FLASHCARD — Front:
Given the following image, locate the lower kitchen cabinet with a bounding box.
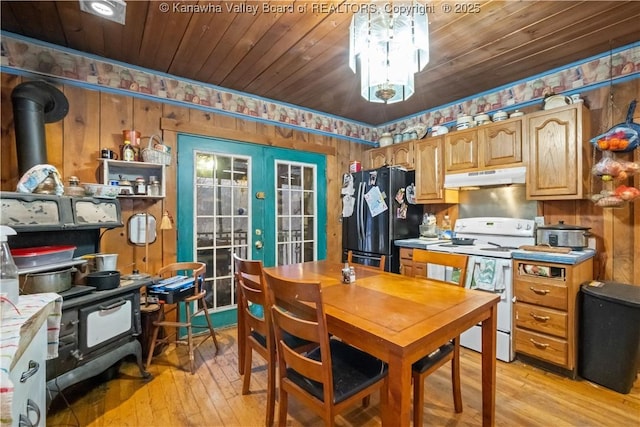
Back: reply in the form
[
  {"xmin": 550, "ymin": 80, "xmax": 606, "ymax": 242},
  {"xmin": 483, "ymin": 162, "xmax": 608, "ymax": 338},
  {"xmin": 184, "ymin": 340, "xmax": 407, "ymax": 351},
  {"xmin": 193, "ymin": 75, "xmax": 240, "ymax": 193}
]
[
  {"xmin": 9, "ymin": 320, "xmax": 47, "ymax": 426},
  {"xmin": 513, "ymin": 257, "xmax": 593, "ymax": 375},
  {"xmin": 399, "ymin": 248, "xmax": 414, "ymax": 277},
  {"xmin": 399, "ymin": 247, "xmax": 426, "ymax": 277}
]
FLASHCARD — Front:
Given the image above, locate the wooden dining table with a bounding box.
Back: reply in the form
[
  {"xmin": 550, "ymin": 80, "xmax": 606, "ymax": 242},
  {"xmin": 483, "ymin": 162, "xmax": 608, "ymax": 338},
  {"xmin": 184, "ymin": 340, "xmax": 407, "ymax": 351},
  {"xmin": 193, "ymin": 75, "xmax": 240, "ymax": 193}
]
[{"xmin": 264, "ymin": 260, "xmax": 500, "ymax": 427}]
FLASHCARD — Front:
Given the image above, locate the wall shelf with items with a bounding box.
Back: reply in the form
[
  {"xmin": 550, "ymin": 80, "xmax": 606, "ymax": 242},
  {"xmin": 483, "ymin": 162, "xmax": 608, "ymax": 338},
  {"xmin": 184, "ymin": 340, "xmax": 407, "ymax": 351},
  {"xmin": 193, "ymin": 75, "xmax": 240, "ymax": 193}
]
[{"xmin": 99, "ymin": 159, "xmax": 166, "ymax": 199}]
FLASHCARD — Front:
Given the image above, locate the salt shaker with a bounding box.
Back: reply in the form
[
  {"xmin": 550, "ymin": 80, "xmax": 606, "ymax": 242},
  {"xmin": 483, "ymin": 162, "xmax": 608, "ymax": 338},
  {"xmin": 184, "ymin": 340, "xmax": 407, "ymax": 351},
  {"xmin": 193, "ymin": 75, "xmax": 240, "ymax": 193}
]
[
  {"xmin": 342, "ymin": 263, "xmax": 351, "ymax": 284},
  {"xmin": 349, "ymin": 266, "xmax": 356, "ymax": 283}
]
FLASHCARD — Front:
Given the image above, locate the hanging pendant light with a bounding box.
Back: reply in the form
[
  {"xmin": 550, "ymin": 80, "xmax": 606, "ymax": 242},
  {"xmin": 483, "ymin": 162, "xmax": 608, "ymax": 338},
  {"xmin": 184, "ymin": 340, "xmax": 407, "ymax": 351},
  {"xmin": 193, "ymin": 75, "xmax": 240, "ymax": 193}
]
[{"xmin": 350, "ymin": 2, "xmax": 429, "ymax": 103}]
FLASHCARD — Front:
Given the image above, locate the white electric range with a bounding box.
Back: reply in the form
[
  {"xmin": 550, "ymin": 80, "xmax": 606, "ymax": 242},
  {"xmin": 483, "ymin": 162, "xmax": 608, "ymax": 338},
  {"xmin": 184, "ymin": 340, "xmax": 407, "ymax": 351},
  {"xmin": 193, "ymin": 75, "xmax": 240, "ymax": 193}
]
[{"xmin": 427, "ymin": 217, "xmax": 536, "ymax": 362}]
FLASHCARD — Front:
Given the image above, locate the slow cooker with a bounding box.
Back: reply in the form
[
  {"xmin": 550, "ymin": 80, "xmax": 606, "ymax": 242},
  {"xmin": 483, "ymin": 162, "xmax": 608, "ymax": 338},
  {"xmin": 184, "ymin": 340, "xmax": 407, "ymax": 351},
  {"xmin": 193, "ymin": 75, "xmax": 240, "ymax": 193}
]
[{"xmin": 536, "ymin": 221, "xmax": 591, "ymax": 250}]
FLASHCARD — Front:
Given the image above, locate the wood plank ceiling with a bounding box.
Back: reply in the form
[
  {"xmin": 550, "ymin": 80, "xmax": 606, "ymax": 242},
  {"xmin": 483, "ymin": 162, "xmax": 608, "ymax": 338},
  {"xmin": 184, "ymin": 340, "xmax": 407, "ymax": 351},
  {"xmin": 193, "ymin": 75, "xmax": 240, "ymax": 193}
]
[{"xmin": 2, "ymin": 1, "xmax": 640, "ymax": 125}]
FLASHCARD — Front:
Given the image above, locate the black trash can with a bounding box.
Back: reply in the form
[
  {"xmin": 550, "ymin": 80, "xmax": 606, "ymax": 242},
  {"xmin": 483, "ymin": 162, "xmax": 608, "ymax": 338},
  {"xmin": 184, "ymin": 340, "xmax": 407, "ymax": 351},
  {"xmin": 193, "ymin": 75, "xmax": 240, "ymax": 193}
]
[{"xmin": 579, "ymin": 281, "xmax": 640, "ymax": 394}]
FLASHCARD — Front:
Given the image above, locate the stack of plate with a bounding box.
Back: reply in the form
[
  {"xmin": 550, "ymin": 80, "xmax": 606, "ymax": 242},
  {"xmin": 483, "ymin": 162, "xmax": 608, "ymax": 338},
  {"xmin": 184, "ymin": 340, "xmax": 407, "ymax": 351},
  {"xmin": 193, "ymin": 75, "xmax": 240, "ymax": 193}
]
[
  {"xmin": 456, "ymin": 115, "xmax": 474, "ymax": 130},
  {"xmin": 493, "ymin": 110, "xmax": 508, "ymax": 121},
  {"xmin": 474, "ymin": 113, "xmax": 491, "ymax": 126}
]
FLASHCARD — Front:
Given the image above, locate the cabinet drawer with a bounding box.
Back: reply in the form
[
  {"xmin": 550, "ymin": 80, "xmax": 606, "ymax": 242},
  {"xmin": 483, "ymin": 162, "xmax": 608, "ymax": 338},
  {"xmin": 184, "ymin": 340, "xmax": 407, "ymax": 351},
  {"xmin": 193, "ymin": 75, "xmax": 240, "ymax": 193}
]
[
  {"xmin": 515, "ymin": 327, "xmax": 568, "ymax": 367},
  {"xmin": 399, "ymin": 248, "xmax": 413, "ymax": 260},
  {"xmin": 514, "ymin": 279, "xmax": 567, "ymax": 310},
  {"xmin": 414, "ymin": 264, "xmax": 426, "ymax": 278},
  {"xmin": 514, "ymin": 301, "xmax": 568, "ymax": 338}
]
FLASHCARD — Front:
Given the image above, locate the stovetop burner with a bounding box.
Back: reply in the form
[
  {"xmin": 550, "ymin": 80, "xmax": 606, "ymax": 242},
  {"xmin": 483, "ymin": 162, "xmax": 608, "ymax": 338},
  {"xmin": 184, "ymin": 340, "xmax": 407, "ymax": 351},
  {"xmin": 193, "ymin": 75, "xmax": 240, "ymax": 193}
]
[
  {"xmin": 480, "ymin": 247, "xmax": 514, "ymax": 252},
  {"xmin": 58, "ymin": 285, "xmax": 94, "ymax": 299}
]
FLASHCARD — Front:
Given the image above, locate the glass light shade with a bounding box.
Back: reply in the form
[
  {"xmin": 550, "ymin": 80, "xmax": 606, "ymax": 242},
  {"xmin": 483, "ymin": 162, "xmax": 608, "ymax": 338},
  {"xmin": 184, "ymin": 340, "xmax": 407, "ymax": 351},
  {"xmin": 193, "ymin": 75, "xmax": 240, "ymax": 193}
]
[{"xmin": 350, "ymin": 3, "xmax": 429, "ymax": 103}]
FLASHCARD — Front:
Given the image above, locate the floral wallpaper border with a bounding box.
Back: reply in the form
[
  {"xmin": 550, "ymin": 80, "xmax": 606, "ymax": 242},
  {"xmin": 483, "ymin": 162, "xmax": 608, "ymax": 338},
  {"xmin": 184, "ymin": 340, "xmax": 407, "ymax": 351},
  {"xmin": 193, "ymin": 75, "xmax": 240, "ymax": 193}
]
[
  {"xmin": 384, "ymin": 43, "xmax": 640, "ymax": 137},
  {"xmin": 1, "ymin": 32, "xmax": 638, "ymax": 145}
]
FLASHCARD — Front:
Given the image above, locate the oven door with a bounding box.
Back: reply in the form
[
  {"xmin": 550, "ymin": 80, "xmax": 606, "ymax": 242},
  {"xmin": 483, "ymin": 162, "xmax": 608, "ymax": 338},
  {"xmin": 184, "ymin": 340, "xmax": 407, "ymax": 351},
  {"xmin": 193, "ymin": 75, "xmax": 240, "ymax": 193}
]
[
  {"xmin": 78, "ymin": 292, "xmax": 138, "ymax": 354},
  {"xmin": 465, "ymin": 255, "xmax": 513, "ymax": 332}
]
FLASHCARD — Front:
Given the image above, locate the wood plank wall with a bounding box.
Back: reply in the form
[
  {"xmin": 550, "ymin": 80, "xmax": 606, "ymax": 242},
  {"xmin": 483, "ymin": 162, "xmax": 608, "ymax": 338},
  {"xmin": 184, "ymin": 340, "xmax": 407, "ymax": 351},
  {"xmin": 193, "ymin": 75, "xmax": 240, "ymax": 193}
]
[
  {"xmin": 1, "ymin": 73, "xmax": 638, "ymax": 284},
  {"xmin": 0, "ymin": 73, "xmax": 365, "ymax": 275}
]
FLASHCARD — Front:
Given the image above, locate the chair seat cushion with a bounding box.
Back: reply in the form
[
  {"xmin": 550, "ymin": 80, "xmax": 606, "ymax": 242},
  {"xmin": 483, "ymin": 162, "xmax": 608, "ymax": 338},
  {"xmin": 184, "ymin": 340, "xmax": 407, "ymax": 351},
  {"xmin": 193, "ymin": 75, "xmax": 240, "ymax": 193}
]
[
  {"xmin": 286, "ymin": 339, "xmax": 388, "ymax": 404},
  {"xmin": 412, "ymin": 342, "xmax": 455, "ymax": 374}
]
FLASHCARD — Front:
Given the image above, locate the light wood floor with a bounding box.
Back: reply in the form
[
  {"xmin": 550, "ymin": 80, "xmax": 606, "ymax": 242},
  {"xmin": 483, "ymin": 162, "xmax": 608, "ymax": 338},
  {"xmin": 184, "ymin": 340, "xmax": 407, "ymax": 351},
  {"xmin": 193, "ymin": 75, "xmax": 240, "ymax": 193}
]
[{"xmin": 47, "ymin": 326, "xmax": 640, "ymax": 426}]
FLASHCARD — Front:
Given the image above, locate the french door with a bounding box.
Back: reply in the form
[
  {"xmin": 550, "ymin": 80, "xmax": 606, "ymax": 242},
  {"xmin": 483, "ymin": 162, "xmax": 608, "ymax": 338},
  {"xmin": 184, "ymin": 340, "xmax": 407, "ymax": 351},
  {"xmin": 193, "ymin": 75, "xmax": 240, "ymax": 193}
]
[{"xmin": 177, "ymin": 134, "xmax": 326, "ymax": 326}]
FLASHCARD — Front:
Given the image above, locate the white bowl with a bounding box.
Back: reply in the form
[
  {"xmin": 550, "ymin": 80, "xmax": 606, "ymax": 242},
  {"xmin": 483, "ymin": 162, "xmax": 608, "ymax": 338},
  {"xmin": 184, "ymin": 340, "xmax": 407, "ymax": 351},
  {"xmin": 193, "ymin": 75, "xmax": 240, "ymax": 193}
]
[
  {"xmin": 431, "ymin": 125, "xmax": 449, "ymax": 136},
  {"xmin": 456, "ymin": 115, "xmax": 473, "ymax": 124}
]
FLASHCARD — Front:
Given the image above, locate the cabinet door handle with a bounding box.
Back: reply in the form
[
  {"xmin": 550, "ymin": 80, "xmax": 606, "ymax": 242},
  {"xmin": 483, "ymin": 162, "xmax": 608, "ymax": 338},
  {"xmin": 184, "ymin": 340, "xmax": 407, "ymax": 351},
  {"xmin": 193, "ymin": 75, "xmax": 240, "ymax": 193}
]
[
  {"xmin": 529, "ymin": 286, "xmax": 550, "ymax": 295},
  {"xmin": 19, "ymin": 399, "xmax": 41, "ymax": 427},
  {"xmin": 20, "ymin": 360, "xmax": 39, "ymax": 383},
  {"xmin": 530, "ymin": 312, "xmax": 550, "ymax": 322},
  {"xmin": 530, "ymin": 338, "xmax": 549, "ymax": 349}
]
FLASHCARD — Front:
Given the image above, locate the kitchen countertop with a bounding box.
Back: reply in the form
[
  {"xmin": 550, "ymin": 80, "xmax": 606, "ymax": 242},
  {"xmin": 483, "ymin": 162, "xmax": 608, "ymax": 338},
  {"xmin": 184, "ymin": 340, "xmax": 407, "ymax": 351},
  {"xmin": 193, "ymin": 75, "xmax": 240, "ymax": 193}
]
[
  {"xmin": 396, "ymin": 238, "xmax": 596, "ymax": 265},
  {"xmin": 511, "ymin": 248, "xmax": 596, "ymax": 265},
  {"xmin": 394, "ymin": 238, "xmax": 448, "ymax": 249}
]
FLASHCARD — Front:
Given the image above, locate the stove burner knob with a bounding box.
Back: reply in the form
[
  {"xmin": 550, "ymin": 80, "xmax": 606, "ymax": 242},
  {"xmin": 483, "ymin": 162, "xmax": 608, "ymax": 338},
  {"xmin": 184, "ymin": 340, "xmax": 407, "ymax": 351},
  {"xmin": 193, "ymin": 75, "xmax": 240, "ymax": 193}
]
[{"xmin": 516, "ymin": 223, "xmax": 523, "ymax": 229}]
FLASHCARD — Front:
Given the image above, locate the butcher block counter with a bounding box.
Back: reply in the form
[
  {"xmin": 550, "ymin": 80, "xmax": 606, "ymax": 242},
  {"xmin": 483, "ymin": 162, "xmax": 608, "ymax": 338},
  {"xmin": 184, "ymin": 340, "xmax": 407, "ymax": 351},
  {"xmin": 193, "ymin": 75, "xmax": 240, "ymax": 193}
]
[{"xmin": 1, "ymin": 293, "xmax": 62, "ymax": 426}]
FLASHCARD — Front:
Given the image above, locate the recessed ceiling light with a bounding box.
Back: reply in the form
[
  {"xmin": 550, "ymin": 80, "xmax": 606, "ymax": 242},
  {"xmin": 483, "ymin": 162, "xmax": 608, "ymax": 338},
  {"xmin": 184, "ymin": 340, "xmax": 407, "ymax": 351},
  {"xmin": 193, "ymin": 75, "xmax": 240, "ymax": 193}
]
[{"xmin": 79, "ymin": 0, "xmax": 126, "ymax": 25}]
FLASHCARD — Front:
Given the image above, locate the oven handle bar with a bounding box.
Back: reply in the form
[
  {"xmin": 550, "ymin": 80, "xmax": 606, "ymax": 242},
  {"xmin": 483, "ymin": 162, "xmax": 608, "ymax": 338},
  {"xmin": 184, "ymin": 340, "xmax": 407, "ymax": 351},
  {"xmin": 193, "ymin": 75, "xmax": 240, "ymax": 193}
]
[{"xmin": 98, "ymin": 299, "xmax": 127, "ymax": 311}]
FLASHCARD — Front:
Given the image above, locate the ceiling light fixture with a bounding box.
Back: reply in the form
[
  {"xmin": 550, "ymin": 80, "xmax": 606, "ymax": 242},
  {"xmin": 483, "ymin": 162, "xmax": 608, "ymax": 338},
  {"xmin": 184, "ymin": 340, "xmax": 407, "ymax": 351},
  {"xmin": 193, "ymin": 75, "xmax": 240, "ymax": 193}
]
[
  {"xmin": 349, "ymin": 2, "xmax": 429, "ymax": 104},
  {"xmin": 79, "ymin": 0, "xmax": 127, "ymax": 25}
]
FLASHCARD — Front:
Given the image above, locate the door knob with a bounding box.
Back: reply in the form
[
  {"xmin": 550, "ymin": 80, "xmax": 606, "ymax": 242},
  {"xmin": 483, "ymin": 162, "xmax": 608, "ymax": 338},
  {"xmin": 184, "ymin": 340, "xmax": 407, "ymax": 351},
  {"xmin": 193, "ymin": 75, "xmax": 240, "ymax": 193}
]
[{"xmin": 255, "ymin": 241, "xmax": 263, "ymax": 249}]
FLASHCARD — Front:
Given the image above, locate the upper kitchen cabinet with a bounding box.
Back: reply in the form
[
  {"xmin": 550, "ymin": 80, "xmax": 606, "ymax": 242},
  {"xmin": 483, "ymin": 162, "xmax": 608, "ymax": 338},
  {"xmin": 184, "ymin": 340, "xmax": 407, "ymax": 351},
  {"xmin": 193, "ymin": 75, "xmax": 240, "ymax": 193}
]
[
  {"xmin": 414, "ymin": 137, "xmax": 458, "ymax": 204},
  {"xmin": 526, "ymin": 103, "xmax": 591, "ymax": 200},
  {"xmin": 444, "ymin": 118, "xmax": 524, "ymax": 173},
  {"xmin": 444, "ymin": 128, "xmax": 478, "ymax": 172},
  {"xmin": 366, "ymin": 142, "xmax": 414, "ymax": 170},
  {"xmin": 482, "ymin": 120, "xmax": 524, "ymax": 167}
]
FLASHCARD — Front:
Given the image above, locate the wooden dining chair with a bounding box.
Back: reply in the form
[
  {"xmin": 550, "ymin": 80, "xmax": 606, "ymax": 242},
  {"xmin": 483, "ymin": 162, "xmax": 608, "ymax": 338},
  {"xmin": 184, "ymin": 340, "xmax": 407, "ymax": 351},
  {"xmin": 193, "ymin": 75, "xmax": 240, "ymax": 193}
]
[
  {"xmin": 410, "ymin": 249, "xmax": 469, "ymax": 426},
  {"xmin": 263, "ymin": 270, "xmax": 388, "ymax": 427},
  {"xmin": 233, "ymin": 254, "xmax": 315, "ymax": 427},
  {"xmin": 346, "ymin": 250, "xmax": 386, "ymax": 271},
  {"xmin": 146, "ymin": 262, "xmax": 219, "ymax": 374}
]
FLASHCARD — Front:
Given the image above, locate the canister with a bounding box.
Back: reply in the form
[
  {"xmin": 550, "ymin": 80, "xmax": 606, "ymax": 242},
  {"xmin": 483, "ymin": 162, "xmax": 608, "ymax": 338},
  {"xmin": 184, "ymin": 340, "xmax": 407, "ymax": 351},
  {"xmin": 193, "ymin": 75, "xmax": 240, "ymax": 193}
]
[
  {"xmin": 134, "ymin": 177, "xmax": 147, "ymax": 195},
  {"xmin": 148, "ymin": 180, "xmax": 161, "ymax": 196}
]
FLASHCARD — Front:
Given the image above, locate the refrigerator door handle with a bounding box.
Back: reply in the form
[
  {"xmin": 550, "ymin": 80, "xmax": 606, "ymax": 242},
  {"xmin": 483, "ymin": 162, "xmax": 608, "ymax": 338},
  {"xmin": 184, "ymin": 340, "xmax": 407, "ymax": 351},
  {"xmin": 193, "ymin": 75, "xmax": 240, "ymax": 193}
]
[{"xmin": 358, "ymin": 181, "xmax": 365, "ymax": 243}]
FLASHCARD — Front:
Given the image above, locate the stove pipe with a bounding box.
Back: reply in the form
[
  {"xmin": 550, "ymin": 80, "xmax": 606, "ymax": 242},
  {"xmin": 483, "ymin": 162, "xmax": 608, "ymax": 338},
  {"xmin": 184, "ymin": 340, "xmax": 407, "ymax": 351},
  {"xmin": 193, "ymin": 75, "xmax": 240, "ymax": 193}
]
[{"xmin": 11, "ymin": 81, "xmax": 69, "ymax": 175}]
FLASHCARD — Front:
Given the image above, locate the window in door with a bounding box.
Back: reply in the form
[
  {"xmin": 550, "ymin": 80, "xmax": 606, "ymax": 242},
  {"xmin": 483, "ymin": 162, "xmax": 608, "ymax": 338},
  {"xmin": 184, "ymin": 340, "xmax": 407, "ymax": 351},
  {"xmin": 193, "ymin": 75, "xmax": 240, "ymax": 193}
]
[{"xmin": 177, "ymin": 134, "xmax": 326, "ymax": 325}]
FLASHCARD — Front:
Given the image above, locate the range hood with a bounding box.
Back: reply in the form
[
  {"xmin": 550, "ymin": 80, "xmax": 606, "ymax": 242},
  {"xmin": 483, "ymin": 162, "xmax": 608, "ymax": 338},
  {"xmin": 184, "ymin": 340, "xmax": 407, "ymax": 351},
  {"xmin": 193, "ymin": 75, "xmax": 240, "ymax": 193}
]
[{"xmin": 444, "ymin": 166, "xmax": 526, "ymax": 189}]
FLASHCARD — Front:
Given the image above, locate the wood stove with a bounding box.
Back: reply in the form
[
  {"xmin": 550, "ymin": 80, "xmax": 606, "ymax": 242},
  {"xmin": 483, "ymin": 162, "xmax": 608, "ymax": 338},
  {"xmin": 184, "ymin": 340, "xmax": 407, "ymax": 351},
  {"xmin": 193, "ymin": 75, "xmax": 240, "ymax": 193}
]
[{"xmin": 0, "ymin": 191, "xmax": 152, "ymax": 406}]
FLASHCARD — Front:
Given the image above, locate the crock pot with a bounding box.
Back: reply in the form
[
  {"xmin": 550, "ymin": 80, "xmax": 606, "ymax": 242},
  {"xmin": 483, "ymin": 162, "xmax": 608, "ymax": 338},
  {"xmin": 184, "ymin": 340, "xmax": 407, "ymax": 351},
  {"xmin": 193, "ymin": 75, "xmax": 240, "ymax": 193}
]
[{"xmin": 536, "ymin": 221, "xmax": 591, "ymax": 250}]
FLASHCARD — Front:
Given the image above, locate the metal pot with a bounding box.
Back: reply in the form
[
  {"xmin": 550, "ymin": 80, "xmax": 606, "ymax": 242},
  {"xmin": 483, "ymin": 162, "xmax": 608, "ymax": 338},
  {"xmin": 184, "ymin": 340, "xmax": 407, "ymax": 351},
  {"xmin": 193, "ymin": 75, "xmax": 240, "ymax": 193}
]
[
  {"xmin": 536, "ymin": 221, "xmax": 591, "ymax": 250},
  {"xmin": 21, "ymin": 267, "xmax": 74, "ymax": 294}
]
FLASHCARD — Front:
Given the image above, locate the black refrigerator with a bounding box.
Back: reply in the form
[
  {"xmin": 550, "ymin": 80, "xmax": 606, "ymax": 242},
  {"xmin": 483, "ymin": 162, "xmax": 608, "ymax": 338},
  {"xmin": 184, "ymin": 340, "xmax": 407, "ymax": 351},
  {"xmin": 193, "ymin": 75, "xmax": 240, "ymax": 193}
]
[{"xmin": 342, "ymin": 166, "xmax": 422, "ymax": 273}]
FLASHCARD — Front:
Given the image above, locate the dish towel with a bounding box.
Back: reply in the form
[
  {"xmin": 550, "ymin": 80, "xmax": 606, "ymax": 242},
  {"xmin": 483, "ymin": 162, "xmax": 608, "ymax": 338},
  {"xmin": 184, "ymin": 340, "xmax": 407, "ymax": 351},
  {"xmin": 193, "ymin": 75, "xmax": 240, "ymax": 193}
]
[
  {"xmin": 0, "ymin": 293, "xmax": 62, "ymax": 426},
  {"xmin": 470, "ymin": 257, "xmax": 498, "ymax": 291}
]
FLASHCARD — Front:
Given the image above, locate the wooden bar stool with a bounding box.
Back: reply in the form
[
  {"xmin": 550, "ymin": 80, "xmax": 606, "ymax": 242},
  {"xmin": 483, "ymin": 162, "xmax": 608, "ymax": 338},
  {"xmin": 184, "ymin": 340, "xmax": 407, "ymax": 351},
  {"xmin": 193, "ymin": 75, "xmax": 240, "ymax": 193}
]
[{"xmin": 146, "ymin": 262, "xmax": 219, "ymax": 374}]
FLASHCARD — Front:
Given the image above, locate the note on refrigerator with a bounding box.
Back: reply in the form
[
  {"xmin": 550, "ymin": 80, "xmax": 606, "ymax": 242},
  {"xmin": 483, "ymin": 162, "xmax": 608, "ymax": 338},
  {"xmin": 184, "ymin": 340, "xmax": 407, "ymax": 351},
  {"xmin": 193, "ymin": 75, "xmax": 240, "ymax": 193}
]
[{"xmin": 364, "ymin": 186, "xmax": 388, "ymax": 217}]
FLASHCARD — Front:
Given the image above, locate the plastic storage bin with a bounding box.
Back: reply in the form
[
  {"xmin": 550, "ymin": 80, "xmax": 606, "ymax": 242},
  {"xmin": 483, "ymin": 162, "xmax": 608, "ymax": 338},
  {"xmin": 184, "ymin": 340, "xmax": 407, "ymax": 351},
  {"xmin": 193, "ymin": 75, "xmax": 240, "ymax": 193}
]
[
  {"xmin": 11, "ymin": 245, "xmax": 76, "ymax": 268},
  {"xmin": 579, "ymin": 281, "xmax": 640, "ymax": 394}
]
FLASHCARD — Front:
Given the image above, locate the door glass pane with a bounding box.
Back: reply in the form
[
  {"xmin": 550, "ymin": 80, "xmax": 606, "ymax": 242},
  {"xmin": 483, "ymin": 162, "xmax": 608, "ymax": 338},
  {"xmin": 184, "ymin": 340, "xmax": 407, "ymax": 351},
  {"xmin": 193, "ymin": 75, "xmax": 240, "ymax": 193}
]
[
  {"xmin": 275, "ymin": 161, "xmax": 317, "ymax": 265},
  {"xmin": 195, "ymin": 151, "xmax": 250, "ymax": 311}
]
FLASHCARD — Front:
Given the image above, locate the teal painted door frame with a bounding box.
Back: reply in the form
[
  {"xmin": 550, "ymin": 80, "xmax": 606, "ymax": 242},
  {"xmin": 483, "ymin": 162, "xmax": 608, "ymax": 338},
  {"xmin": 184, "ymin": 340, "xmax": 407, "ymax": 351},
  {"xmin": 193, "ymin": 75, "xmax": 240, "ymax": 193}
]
[{"xmin": 177, "ymin": 134, "xmax": 327, "ymax": 328}]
